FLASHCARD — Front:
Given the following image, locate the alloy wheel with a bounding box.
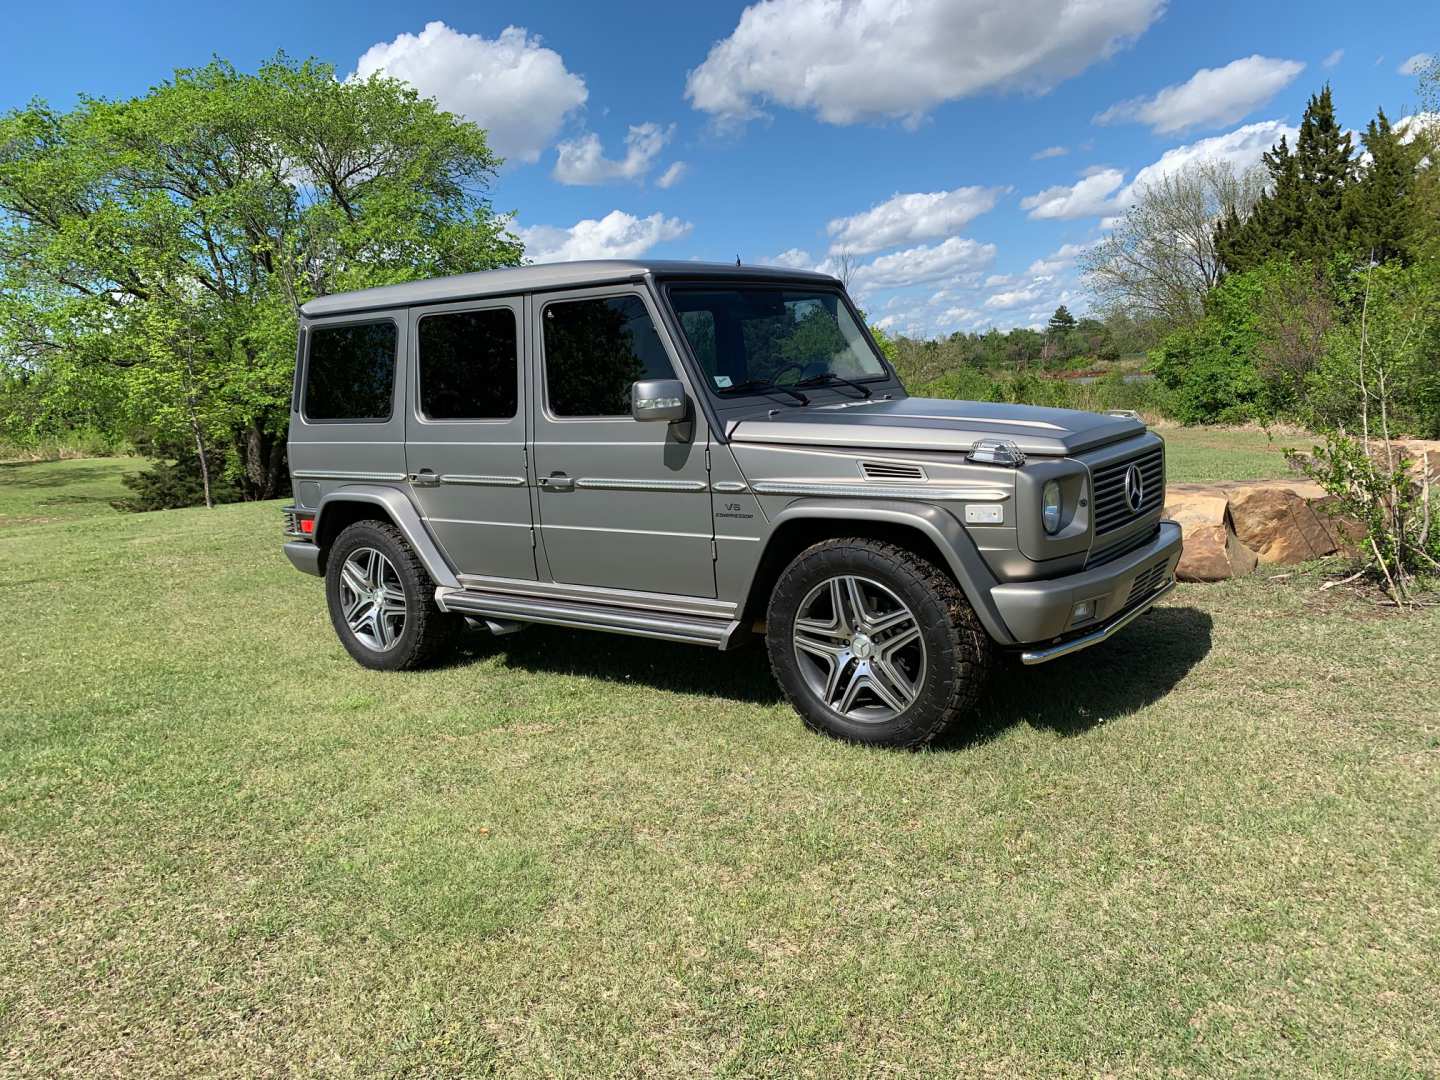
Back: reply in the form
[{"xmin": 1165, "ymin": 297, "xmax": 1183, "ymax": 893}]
[
  {"xmin": 792, "ymin": 574, "xmax": 926, "ymax": 723},
  {"xmin": 339, "ymin": 546, "xmax": 407, "ymax": 651}
]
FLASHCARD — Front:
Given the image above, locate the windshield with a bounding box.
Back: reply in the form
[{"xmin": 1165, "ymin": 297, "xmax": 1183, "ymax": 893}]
[{"xmin": 667, "ymin": 286, "xmax": 887, "ymax": 395}]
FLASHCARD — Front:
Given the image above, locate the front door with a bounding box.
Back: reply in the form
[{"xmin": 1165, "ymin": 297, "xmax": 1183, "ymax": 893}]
[
  {"xmin": 404, "ymin": 297, "xmax": 536, "ymax": 581},
  {"xmin": 530, "ymin": 286, "xmax": 715, "ymax": 598}
]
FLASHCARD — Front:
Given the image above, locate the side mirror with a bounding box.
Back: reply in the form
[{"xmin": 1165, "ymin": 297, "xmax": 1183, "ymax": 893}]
[{"xmin": 631, "ymin": 379, "xmax": 689, "ymax": 423}]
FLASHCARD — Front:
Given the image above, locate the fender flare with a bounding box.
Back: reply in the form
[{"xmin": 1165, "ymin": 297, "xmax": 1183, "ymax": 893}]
[
  {"xmin": 749, "ymin": 498, "xmax": 1015, "ymax": 645},
  {"xmin": 315, "ymin": 485, "xmax": 460, "ymax": 589}
]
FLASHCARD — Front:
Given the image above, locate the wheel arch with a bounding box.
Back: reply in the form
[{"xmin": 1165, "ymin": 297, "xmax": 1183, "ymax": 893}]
[
  {"xmin": 313, "ymin": 485, "xmax": 460, "ymax": 588},
  {"xmin": 739, "ymin": 500, "xmax": 1014, "ymax": 645}
]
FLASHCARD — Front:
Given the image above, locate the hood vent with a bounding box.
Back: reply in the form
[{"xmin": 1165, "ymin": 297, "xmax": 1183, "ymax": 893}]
[{"xmin": 860, "ymin": 460, "xmax": 927, "ymax": 483}]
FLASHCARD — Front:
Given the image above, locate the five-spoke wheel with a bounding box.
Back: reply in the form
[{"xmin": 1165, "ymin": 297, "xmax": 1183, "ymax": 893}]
[
  {"xmin": 767, "ymin": 538, "xmax": 992, "ymax": 747},
  {"xmin": 338, "ymin": 546, "xmax": 408, "ymax": 651},
  {"xmin": 792, "ymin": 574, "xmax": 926, "ymax": 722}
]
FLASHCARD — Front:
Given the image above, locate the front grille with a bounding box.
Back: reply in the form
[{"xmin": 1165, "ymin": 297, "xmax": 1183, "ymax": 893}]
[
  {"xmin": 1089, "ymin": 524, "xmax": 1159, "ymax": 567},
  {"xmin": 1125, "ymin": 560, "xmax": 1171, "ymax": 607},
  {"xmin": 1091, "ymin": 447, "xmax": 1164, "ymax": 536}
]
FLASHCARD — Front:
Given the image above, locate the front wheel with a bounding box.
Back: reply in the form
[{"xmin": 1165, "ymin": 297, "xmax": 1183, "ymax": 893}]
[
  {"xmin": 766, "ymin": 539, "xmax": 993, "ymax": 747},
  {"xmin": 325, "ymin": 520, "xmax": 454, "ymax": 671}
]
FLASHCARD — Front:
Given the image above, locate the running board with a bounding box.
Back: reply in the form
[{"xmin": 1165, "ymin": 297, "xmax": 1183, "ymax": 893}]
[{"xmin": 435, "ymin": 587, "xmax": 742, "ymax": 649}]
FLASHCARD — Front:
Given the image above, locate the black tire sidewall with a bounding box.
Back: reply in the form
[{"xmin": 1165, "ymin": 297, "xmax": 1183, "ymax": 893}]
[
  {"xmin": 767, "ymin": 541, "xmax": 974, "ymax": 747},
  {"xmin": 325, "ymin": 522, "xmax": 434, "ymax": 671}
]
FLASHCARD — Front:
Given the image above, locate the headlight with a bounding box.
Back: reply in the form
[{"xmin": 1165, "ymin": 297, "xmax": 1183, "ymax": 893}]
[{"xmin": 1042, "ymin": 479, "xmax": 1062, "ymax": 534}]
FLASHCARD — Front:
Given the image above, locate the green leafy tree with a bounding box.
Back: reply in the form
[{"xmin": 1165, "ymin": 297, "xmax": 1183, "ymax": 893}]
[{"xmin": 0, "ymin": 55, "xmax": 522, "ymax": 499}]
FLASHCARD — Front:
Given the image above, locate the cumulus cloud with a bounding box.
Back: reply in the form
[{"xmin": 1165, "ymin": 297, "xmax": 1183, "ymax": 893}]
[
  {"xmin": 1094, "ymin": 55, "xmax": 1305, "ymax": 134},
  {"xmin": 1026, "ymin": 241, "xmax": 1092, "ymax": 276},
  {"xmin": 553, "ymin": 123, "xmax": 673, "ymax": 185},
  {"xmin": 355, "ymin": 23, "xmax": 587, "ymax": 165},
  {"xmin": 984, "ymin": 287, "xmax": 1044, "ymax": 310},
  {"xmin": 1113, "ymin": 119, "xmax": 1296, "ymax": 206},
  {"xmin": 763, "ymin": 248, "xmax": 817, "ymax": 269},
  {"xmin": 518, "ymin": 210, "xmax": 692, "ymax": 263},
  {"xmin": 1032, "ymin": 145, "xmax": 1069, "ymax": 159},
  {"xmin": 655, "ymin": 162, "xmax": 688, "ymax": 189},
  {"xmin": 1323, "ymin": 49, "xmax": 1344, "ymax": 69},
  {"xmin": 825, "ymin": 186, "xmax": 1005, "ymax": 254},
  {"xmin": 685, "ymin": 0, "xmax": 1163, "ymax": 127},
  {"xmin": 1399, "ymin": 53, "xmax": 1433, "ymax": 76},
  {"xmin": 1020, "ymin": 167, "xmax": 1125, "ymax": 219},
  {"xmin": 852, "ymin": 236, "xmax": 997, "ymax": 289}
]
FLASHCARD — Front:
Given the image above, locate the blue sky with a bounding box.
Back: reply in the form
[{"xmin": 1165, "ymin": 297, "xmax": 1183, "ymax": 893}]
[{"xmin": 2, "ymin": 1, "xmax": 1435, "ymax": 334}]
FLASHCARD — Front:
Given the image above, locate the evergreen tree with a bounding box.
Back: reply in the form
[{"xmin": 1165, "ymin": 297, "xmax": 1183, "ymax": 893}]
[
  {"xmin": 1046, "ymin": 305, "xmax": 1077, "ymax": 334},
  {"xmin": 1347, "ymin": 108, "xmax": 1420, "ymax": 264},
  {"xmin": 1215, "ymin": 86, "xmax": 1356, "ymax": 272}
]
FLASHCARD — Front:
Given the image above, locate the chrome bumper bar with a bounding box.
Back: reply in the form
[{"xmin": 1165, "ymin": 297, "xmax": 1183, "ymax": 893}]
[{"xmin": 1018, "ymin": 578, "xmax": 1177, "ymax": 665}]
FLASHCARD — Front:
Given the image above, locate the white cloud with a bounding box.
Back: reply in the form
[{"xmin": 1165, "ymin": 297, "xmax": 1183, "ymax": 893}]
[
  {"xmin": 685, "ymin": 0, "xmax": 1164, "ymax": 127},
  {"xmin": 553, "ymin": 123, "xmax": 673, "ymax": 185},
  {"xmin": 826, "ymin": 186, "xmax": 1005, "ymax": 254},
  {"xmin": 354, "ymin": 22, "xmax": 587, "ymax": 164},
  {"xmin": 1026, "ymin": 241, "xmax": 1092, "ymax": 275},
  {"xmin": 1323, "ymin": 49, "xmax": 1344, "ymax": 69},
  {"xmin": 656, "ymin": 162, "xmax": 688, "ymax": 189},
  {"xmin": 1113, "ymin": 119, "xmax": 1296, "ymax": 206},
  {"xmin": 1020, "ymin": 167, "xmax": 1125, "ymax": 219},
  {"xmin": 985, "ymin": 287, "xmax": 1044, "ymax": 310},
  {"xmin": 1032, "ymin": 145, "xmax": 1069, "ymax": 159},
  {"xmin": 985, "ymin": 274, "xmax": 1015, "ymax": 287},
  {"xmin": 852, "ymin": 235, "xmax": 997, "ymax": 289},
  {"xmin": 1094, "ymin": 55, "xmax": 1305, "ymax": 134},
  {"xmin": 1399, "ymin": 53, "xmax": 1433, "ymax": 76},
  {"xmin": 518, "ymin": 210, "xmax": 692, "ymax": 263},
  {"xmin": 1396, "ymin": 113, "xmax": 1440, "ymax": 145},
  {"xmin": 763, "ymin": 248, "xmax": 816, "ymax": 269}
]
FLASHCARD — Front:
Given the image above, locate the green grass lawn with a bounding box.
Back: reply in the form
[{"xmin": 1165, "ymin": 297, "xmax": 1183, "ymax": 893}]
[
  {"xmin": 0, "ymin": 456, "xmax": 142, "ymax": 528},
  {"xmin": 2, "ymin": 465, "xmax": 1436, "ymax": 1077},
  {"xmin": 1159, "ymin": 426, "xmax": 1310, "ymax": 484}
]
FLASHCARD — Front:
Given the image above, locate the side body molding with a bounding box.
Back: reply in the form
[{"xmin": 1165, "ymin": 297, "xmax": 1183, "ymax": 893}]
[
  {"xmin": 315, "ymin": 485, "xmax": 461, "ymax": 589},
  {"xmin": 751, "ymin": 498, "xmax": 1016, "ymax": 646}
]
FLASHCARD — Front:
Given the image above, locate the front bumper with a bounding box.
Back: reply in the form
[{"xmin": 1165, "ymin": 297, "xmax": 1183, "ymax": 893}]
[{"xmin": 990, "ymin": 520, "xmax": 1182, "ymax": 658}]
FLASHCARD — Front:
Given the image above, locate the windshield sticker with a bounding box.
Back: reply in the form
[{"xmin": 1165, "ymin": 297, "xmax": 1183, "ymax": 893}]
[{"xmin": 713, "ymin": 374, "xmax": 733, "ymax": 388}]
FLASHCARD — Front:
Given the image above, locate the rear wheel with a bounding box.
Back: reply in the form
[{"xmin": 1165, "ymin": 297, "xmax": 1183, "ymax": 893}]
[
  {"xmin": 766, "ymin": 538, "xmax": 993, "ymax": 747},
  {"xmin": 325, "ymin": 520, "xmax": 453, "ymax": 671}
]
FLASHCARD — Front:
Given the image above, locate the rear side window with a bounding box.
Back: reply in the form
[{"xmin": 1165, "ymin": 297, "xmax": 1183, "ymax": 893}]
[
  {"xmin": 304, "ymin": 321, "xmax": 397, "ymax": 421},
  {"xmin": 543, "ymin": 295, "xmax": 675, "ymax": 417},
  {"xmin": 418, "ymin": 308, "xmax": 519, "ymax": 420}
]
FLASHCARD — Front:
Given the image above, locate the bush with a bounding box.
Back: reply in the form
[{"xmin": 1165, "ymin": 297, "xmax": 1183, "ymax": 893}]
[{"xmin": 110, "ymin": 435, "xmax": 242, "ymax": 513}]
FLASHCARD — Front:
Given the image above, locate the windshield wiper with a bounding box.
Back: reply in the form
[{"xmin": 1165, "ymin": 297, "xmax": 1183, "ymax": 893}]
[
  {"xmin": 721, "ymin": 379, "xmax": 809, "ymax": 405},
  {"xmin": 794, "ymin": 372, "xmax": 872, "ymax": 398}
]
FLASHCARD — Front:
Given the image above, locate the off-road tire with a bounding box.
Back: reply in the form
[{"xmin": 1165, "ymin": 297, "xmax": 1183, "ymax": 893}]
[
  {"xmin": 766, "ymin": 538, "xmax": 993, "ymax": 747},
  {"xmin": 325, "ymin": 520, "xmax": 454, "ymax": 671}
]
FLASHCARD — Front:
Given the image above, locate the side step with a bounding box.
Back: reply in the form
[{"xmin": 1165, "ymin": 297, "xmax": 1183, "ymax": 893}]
[{"xmin": 435, "ymin": 588, "xmax": 742, "ymax": 648}]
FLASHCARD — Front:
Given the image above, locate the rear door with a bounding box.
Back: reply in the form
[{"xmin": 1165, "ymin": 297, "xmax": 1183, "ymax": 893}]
[
  {"xmin": 404, "ymin": 297, "xmax": 536, "ymax": 581},
  {"xmin": 529, "ymin": 285, "xmax": 715, "ymax": 598}
]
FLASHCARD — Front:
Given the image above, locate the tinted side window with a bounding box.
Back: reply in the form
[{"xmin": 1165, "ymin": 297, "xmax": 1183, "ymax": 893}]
[
  {"xmin": 418, "ymin": 308, "xmax": 518, "ymax": 420},
  {"xmin": 544, "ymin": 295, "xmax": 675, "ymax": 417},
  {"xmin": 304, "ymin": 321, "xmax": 397, "ymax": 421}
]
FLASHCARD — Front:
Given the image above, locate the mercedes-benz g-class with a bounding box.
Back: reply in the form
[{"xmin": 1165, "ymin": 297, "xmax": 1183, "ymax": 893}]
[{"xmin": 282, "ymin": 260, "xmax": 1181, "ymax": 747}]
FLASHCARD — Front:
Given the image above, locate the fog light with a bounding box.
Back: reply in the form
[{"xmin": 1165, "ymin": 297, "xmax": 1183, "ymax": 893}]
[
  {"xmin": 1071, "ymin": 599, "xmax": 1094, "ymax": 623},
  {"xmin": 1042, "ymin": 479, "xmax": 1062, "ymax": 534}
]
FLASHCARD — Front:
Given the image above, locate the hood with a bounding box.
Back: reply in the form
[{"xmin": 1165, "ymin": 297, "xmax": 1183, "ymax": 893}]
[{"xmin": 725, "ymin": 396, "xmax": 1145, "ymax": 457}]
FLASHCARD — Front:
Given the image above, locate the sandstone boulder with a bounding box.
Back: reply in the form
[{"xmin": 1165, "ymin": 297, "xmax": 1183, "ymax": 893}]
[
  {"xmin": 1226, "ymin": 485, "xmax": 1339, "ymax": 565},
  {"xmin": 1164, "ymin": 490, "xmax": 1258, "ymax": 581}
]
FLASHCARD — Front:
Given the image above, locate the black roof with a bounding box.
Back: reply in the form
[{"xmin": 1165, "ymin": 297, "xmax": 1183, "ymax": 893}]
[{"xmin": 300, "ymin": 259, "xmax": 839, "ymax": 318}]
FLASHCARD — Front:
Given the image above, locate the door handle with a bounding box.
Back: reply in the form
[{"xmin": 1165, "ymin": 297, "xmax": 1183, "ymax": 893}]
[
  {"xmin": 409, "ymin": 469, "xmax": 440, "ymax": 487},
  {"xmin": 539, "ymin": 473, "xmax": 575, "ymax": 492}
]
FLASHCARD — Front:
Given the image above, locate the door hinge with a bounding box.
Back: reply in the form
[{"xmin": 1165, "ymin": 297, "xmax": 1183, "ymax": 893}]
[
  {"xmin": 705, "ymin": 447, "xmax": 711, "ymax": 471},
  {"xmin": 711, "ymin": 539, "xmax": 718, "ymax": 561},
  {"xmin": 522, "ymin": 446, "xmax": 529, "ymax": 471},
  {"xmin": 530, "ymin": 528, "xmax": 537, "ymax": 549}
]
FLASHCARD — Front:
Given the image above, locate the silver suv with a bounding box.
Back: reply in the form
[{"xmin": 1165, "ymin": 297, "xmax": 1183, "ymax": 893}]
[{"xmin": 283, "ymin": 260, "xmax": 1181, "ymax": 747}]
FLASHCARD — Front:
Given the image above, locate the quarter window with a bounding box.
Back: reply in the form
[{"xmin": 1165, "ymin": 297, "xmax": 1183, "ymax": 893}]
[
  {"xmin": 304, "ymin": 321, "xmax": 397, "ymax": 421},
  {"xmin": 418, "ymin": 308, "xmax": 519, "ymax": 420},
  {"xmin": 543, "ymin": 295, "xmax": 675, "ymax": 417}
]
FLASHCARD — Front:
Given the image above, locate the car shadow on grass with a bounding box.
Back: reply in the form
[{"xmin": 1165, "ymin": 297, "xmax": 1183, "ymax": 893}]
[
  {"xmin": 446, "ymin": 604, "xmax": 1214, "ymax": 738},
  {"xmin": 943, "ymin": 604, "xmax": 1214, "ymax": 749}
]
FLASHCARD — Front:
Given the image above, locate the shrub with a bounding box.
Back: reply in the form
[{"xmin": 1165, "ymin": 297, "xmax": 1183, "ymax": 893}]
[{"xmin": 111, "ymin": 435, "xmax": 242, "ymax": 513}]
